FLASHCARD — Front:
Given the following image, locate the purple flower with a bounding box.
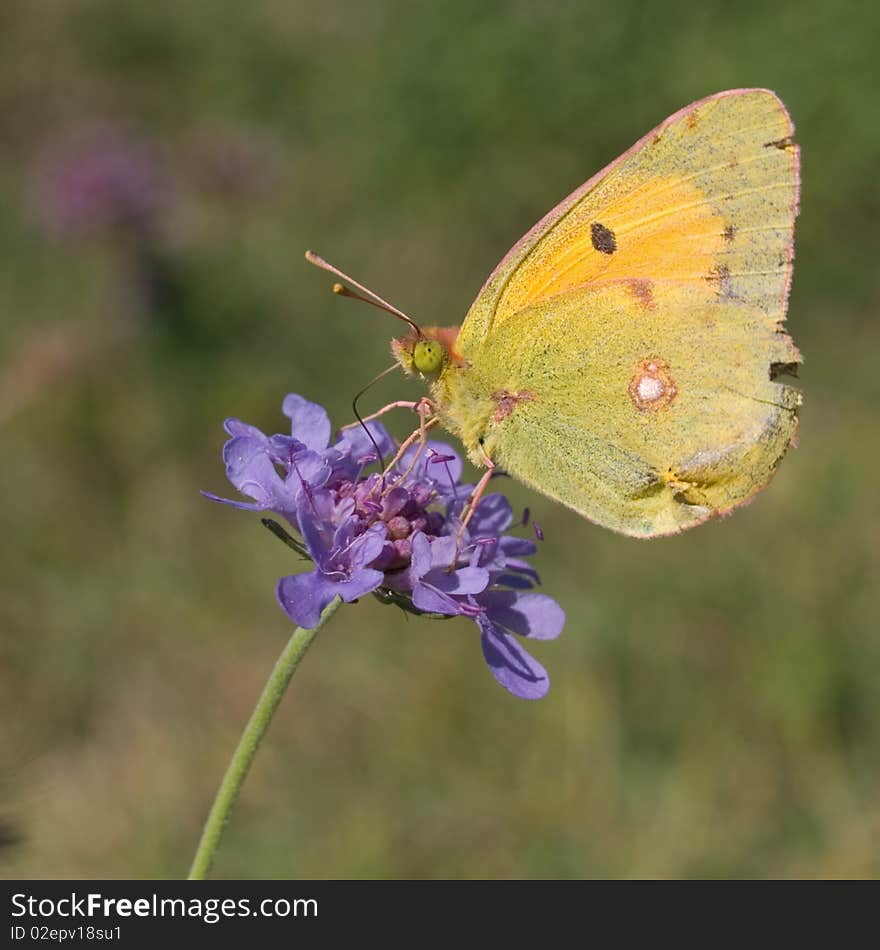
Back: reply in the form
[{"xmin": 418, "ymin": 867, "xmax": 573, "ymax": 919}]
[
  {"xmin": 205, "ymin": 394, "xmax": 566, "ymax": 699},
  {"xmin": 31, "ymin": 125, "xmax": 166, "ymax": 239}
]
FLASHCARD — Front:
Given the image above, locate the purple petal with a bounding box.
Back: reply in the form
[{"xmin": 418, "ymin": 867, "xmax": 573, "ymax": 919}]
[
  {"xmin": 478, "ymin": 617, "xmax": 550, "ymax": 700},
  {"xmin": 480, "ymin": 590, "xmax": 565, "ymax": 641},
  {"xmin": 427, "ymin": 535, "xmax": 458, "ymax": 570},
  {"xmin": 287, "ymin": 449, "xmax": 331, "ymax": 490},
  {"xmin": 412, "ymin": 583, "xmax": 468, "ymax": 616},
  {"xmin": 335, "ymin": 421, "xmax": 395, "ymax": 463},
  {"xmin": 496, "ymin": 558, "xmax": 540, "ymax": 584},
  {"xmin": 470, "ymin": 536, "xmax": 498, "ymax": 568},
  {"xmin": 334, "ymin": 566, "xmax": 385, "ymax": 603},
  {"xmin": 224, "ymin": 417, "xmax": 269, "ymax": 441},
  {"xmin": 277, "ymin": 571, "xmax": 337, "ymax": 629},
  {"xmin": 330, "ymin": 516, "xmax": 360, "ymax": 554},
  {"xmin": 370, "ymin": 540, "xmax": 397, "ymax": 572},
  {"xmin": 346, "ymin": 523, "xmax": 389, "ymax": 571},
  {"xmin": 501, "ymin": 555, "xmax": 539, "ymax": 575},
  {"xmin": 330, "ymin": 494, "xmax": 356, "ymax": 523},
  {"xmin": 409, "ymin": 531, "xmax": 433, "ymax": 579},
  {"xmin": 268, "ymin": 434, "xmax": 307, "ymax": 467},
  {"xmin": 222, "ymin": 439, "xmax": 296, "ymax": 515},
  {"xmin": 424, "ymin": 441, "xmax": 463, "ymax": 486},
  {"xmin": 469, "ymin": 492, "xmax": 514, "ymax": 536},
  {"xmin": 381, "ymin": 486, "xmax": 410, "ymax": 520},
  {"xmin": 492, "ymin": 572, "xmax": 535, "ymax": 590},
  {"xmin": 297, "ymin": 490, "xmax": 334, "ymax": 566},
  {"xmin": 398, "ymin": 440, "xmax": 463, "ymax": 490},
  {"xmin": 425, "ymin": 566, "xmax": 489, "ymax": 596},
  {"xmin": 498, "ymin": 536, "xmax": 537, "ymax": 557},
  {"xmin": 282, "ymin": 394, "xmax": 331, "ymax": 451},
  {"xmin": 277, "ymin": 566, "xmax": 384, "ymax": 629},
  {"xmin": 200, "ymin": 489, "xmax": 270, "ymax": 512},
  {"xmin": 222, "ymin": 435, "xmax": 271, "ymax": 488}
]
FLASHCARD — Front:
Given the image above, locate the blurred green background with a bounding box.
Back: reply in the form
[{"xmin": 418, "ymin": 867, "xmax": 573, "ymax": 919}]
[{"xmin": 2, "ymin": 0, "xmax": 878, "ymax": 879}]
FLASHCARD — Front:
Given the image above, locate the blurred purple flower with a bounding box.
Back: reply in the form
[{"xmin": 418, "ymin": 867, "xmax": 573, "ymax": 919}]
[
  {"xmin": 31, "ymin": 125, "xmax": 166, "ymax": 239},
  {"xmin": 205, "ymin": 394, "xmax": 565, "ymax": 699}
]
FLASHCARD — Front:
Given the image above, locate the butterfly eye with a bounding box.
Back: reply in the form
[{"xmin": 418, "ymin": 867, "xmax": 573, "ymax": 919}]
[{"xmin": 413, "ymin": 339, "xmax": 444, "ymax": 374}]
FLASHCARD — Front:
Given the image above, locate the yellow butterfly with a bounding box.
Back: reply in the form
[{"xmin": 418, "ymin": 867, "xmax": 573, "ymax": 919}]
[{"xmin": 313, "ymin": 88, "xmax": 801, "ymax": 539}]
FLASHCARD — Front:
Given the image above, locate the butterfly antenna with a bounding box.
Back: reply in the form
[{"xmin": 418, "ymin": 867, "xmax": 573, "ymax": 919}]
[
  {"xmin": 351, "ymin": 362, "xmax": 402, "ymax": 471},
  {"xmin": 305, "ymin": 250, "xmax": 422, "ymax": 336}
]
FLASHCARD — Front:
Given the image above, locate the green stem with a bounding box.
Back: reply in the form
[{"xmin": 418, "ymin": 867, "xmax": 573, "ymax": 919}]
[{"xmin": 187, "ymin": 596, "xmax": 343, "ymax": 880}]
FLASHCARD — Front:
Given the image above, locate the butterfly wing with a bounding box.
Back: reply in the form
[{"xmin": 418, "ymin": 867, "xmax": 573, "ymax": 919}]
[
  {"xmin": 456, "ymin": 88, "xmax": 798, "ymax": 351},
  {"xmin": 439, "ymin": 89, "xmax": 800, "ymax": 536}
]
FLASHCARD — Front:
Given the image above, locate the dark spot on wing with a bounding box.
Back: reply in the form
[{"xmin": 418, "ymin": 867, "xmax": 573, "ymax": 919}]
[
  {"xmin": 769, "ymin": 361, "xmax": 799, "ymax": 381},
  {"xmin": 764, "ymin": 136, "xmax": 795, "ymax": 150},
  {"xmin": 685, "ymin": 111, "xmax": 699, "ymax": 129},
  {"xmin": 706, "ymin": 263, "xmax": 730, "ymax": 282},
  {"xmin": 706, "ymin": 263, "xmax": 734, "ymax": 299},
  {"xmin": 723, "ymin": 224, "xmax": 737, "ymax": 242},
  {"xmin": 591, "ymin": 222, "xmax": 616, "ymax": 254}
]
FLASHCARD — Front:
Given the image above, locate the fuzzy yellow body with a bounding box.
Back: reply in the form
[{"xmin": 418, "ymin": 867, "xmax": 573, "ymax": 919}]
[{"xmin": 397, "ymin": 89, "xmax": 801, "ymax": 538}]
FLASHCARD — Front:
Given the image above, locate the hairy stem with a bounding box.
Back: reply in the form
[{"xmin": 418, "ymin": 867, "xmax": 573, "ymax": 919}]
[{"xmin": 187, "ymin": 596, "xmax": 343, "ymax": 879}]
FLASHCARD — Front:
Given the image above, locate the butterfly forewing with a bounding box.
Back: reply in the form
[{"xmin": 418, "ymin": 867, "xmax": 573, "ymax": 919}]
[{"xmin": 457, "ymin": 88, "xmax": 798, "ymax": 352}]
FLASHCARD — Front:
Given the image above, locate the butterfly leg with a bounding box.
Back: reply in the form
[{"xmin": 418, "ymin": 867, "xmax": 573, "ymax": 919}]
[
  {"xmin": 454, "ymin": 446, "xmax": 496, "ymax": 557},
  {"xmin": 339, "ymin": 400, "xmax": 423, "ymax": 430},
  {"xmin": 379, "ymin": 398, "xmax": 439, "ymax": 488}
]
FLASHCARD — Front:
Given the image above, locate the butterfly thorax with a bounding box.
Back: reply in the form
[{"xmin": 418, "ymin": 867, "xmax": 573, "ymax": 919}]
[{"xmin": 392, "ymin": 326, "xmax": 493, "ymax": 466}]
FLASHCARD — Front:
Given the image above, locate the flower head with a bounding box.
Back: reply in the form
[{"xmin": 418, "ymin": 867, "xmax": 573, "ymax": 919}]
[{"xmin": 205, "ymin": 395, "xmax": 565, "ymax": 699}]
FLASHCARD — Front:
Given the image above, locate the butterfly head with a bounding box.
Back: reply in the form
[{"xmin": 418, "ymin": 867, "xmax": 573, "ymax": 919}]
[{"xmin": 392, "ymin": 325, "xmax": 462, "ymax": 379}]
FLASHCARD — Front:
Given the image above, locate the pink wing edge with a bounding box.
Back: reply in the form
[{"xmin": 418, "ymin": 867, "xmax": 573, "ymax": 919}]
[{"xmin": 469, "ymin": 87, "xmax": 801, "ymax": 319}]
